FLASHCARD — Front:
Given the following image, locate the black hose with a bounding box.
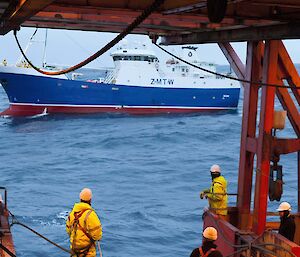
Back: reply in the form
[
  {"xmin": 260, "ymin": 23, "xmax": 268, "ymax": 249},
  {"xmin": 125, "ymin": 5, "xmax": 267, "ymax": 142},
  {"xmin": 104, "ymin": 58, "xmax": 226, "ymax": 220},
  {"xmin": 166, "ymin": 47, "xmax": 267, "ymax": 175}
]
[{"xmin": 14, "ymin": 0, "xmax": 165, "ymax": 76}]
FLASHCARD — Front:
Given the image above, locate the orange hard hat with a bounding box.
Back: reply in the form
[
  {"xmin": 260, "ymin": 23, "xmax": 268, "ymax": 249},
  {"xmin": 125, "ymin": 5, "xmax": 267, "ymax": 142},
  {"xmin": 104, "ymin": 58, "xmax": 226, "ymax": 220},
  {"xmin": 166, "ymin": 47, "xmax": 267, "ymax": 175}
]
[
  {"xmin": 203, "ymin": 227, "xmax": 218, "ymax": 241},
  {"xmin": 80, "ymin": 188, "xmax": 92, "ymax": 201}
]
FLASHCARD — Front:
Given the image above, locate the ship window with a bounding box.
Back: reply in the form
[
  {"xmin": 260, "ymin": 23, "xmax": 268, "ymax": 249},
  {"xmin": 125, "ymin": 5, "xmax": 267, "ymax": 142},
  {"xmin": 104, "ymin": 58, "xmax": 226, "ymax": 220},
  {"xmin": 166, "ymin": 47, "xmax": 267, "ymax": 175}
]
[
  {"xmin": 182, "ymin": 68, "xmax": 185, "ymax": 72},
  {"xmin": 124, "ymin": 56, "xmax": 129, "ymax": 60},
  {"xmin": 134, "ymin": 56, "xmax": 141, "ymax": 61},
  {"xmin": 113, "ymin": 56, "xmax": 122, "ymax": 61},
  {"xmin": 172, "ymin": 68, "xmax": 175, "ymax": 72}
]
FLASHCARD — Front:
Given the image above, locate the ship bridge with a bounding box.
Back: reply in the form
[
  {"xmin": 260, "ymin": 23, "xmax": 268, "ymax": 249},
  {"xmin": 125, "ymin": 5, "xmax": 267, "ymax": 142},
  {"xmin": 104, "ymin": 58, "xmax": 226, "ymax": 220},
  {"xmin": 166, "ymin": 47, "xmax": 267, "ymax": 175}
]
[{"xmin": 1, "ymin": 0, "xmax": 300, "ymax": 256}]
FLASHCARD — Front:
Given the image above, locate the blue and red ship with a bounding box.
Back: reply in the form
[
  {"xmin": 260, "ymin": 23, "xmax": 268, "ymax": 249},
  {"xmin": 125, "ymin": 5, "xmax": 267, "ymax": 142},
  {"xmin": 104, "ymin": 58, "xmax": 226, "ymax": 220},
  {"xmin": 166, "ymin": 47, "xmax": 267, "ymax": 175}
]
[{"xmin": 0, "ymin": 44, "xmax": 240, "ymax": 116}]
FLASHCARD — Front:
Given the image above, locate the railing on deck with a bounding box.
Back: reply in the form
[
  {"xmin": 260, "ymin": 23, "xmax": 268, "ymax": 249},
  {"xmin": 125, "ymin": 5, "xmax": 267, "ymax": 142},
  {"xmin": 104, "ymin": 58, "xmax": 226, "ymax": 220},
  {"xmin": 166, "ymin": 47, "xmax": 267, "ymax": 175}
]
[
  {"xmin": 266, "ymin": 211, "xmax": 300, "ymax": 246},
  {"xmin": 203, "ymin": 208, "xmax": 300, "ymax": 256}
]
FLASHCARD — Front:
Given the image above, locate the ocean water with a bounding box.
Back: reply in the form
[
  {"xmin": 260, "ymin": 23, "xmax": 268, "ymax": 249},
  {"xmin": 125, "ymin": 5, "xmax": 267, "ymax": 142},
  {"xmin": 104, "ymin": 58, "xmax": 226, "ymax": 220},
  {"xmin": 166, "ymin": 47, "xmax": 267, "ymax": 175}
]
[{"xmin": 0, "ymin": 79, "xmax": 298, "ymax": 257}]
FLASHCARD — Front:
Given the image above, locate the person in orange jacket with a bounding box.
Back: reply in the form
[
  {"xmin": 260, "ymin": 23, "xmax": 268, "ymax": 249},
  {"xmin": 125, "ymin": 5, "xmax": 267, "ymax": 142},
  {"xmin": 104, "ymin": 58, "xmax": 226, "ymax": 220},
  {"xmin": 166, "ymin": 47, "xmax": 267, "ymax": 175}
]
[{"xmin": 66, "ymin": 188, "xmax": 102, "ymax": 257}]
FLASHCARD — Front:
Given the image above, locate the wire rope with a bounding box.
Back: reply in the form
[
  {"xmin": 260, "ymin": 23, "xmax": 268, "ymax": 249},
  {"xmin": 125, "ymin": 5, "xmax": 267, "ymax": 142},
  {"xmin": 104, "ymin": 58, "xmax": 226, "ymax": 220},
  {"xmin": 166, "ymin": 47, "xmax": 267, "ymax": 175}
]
[
  {"xmin": 0, "ymin": 243, "xmax": 17, "ymax": 257},
  {"xmin": 154, "ymin": 43, "xmax": 300, "ymax": 90},
  {"xmin": 8, "ymin": 211, "xmax": 71, "ymax": 254}
]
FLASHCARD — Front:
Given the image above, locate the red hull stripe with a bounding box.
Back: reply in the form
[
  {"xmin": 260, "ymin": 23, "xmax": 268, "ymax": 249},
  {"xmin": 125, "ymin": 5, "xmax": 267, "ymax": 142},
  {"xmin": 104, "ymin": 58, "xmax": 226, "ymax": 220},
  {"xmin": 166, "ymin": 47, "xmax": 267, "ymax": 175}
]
[{"xmin": 0, "ymin": 103, "xmax": 233, "ymax": 117}]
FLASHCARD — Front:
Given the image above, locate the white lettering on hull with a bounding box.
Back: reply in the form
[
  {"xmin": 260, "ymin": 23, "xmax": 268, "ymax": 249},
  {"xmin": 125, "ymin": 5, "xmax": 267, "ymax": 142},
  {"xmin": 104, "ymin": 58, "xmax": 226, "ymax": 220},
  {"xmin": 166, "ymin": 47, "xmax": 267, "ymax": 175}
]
[{"xmin": 150, "ymin": 79, "xmax": 174, "ymax": 85}]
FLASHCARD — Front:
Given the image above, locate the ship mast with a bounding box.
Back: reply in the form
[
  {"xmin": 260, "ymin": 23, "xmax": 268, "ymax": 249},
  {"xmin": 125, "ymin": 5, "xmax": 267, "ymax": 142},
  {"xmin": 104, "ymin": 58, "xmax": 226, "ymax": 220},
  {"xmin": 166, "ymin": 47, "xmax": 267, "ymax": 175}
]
[{"xmin": 42, "ymin": 29, "xmax": 48, "ymax": 68}]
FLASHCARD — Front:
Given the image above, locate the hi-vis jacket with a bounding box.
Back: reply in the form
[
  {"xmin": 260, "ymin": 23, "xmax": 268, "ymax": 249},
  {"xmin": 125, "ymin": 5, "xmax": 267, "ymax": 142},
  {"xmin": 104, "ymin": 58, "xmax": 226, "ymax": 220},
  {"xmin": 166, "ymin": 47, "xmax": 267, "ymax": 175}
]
[
  {"xmin": 204, "ymin": 176, "xmax": 228, "ymax": 215},
  {"xmin": 66, "ymin": 202, "xmax": 102, "ymax": 257}
]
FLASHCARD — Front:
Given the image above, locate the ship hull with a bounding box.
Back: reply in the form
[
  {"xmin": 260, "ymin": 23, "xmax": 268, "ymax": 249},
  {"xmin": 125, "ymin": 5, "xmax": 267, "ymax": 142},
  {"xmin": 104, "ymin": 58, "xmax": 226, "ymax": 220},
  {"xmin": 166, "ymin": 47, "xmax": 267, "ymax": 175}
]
[{"xmin": 0, "ymin": 72, "xmax": 240, "ymax": 116}]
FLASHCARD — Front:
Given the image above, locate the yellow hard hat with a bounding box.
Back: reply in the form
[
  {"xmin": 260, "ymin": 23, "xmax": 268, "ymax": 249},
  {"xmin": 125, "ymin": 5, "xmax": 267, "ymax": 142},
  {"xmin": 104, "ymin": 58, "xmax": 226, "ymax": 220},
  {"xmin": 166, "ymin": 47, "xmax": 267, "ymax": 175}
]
[
  {"xmin": 277, "ymin": 202, "xmax": 291, "ymax": 211},
  {"xmin": 210, "ymin": 164, "xmax": 221, "ymax": 173},
  {"xmin": 203, "ymin": 226, "xmax": 218, "ymax": 241},
  {"xmin": 80, "ymin": 188, "xmax": 92, "ymax": 201}
]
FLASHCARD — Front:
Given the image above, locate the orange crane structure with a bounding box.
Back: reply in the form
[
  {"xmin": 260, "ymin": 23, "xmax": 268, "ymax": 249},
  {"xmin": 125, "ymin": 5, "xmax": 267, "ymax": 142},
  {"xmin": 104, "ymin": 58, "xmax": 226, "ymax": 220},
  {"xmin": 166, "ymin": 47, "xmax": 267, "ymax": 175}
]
[{"xmin": 0, "ymin": 0, "xmax": 300, "ymax": 256}]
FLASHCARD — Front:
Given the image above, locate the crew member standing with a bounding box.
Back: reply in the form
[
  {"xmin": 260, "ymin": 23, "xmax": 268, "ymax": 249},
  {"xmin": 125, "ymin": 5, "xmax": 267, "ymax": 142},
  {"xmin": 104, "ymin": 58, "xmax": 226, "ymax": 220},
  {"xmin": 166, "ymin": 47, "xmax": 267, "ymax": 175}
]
[
  {"xmin": 190, "ymin": 227, "xmax": 223, "ymax": 257},
  {"xmin": 200, "ymin": 164, "xmax": 228, "ymax": 218},
  {"xmin": 277, "ymin": 201, "xmax": 296, "ymax": 242},
  {"xmin": 66, "ymin": 188, "xmax": 102, "ymax": 257}
]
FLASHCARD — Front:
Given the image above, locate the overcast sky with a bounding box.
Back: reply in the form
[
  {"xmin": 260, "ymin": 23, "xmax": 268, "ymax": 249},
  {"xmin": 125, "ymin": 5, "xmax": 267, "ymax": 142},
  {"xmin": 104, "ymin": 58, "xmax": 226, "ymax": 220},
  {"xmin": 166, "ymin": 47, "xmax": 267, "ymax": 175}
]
[{"xmin": 1, "ymin": 27, "xmax": 299, "ymax": 69}]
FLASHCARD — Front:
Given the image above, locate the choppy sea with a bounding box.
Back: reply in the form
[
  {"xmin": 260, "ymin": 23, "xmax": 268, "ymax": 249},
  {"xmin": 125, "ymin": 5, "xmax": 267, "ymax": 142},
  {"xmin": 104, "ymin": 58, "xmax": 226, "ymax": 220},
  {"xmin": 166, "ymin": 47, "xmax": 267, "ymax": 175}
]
[{"xmin": 0, "ymin": 68, "xmax": 298, "ymax": 257}]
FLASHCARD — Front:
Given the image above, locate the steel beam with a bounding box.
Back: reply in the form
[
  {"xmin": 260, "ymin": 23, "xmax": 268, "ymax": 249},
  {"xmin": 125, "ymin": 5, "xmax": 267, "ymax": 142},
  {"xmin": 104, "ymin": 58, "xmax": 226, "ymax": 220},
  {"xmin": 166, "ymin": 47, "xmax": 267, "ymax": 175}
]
[
  {"xmin": 30, "ymin": 9, "xmax": 209, "ymax": 32},
  {"xmin": 0, "ymin": 0, "xmax": 55, "ymax": 35},
  {"xmin": 160, "ymin": 23, "xmax": 300, "ymax": 44},
  {"xmin": 272, "ymin": 138, "xmax": 300, "ymax": 155},
  {"xmin": 218, "ymin": 42, "xmax": 246, "ymax": 83},
  {"xmin": 253, "ymin": 40, "xmax": 279, "ymax": 234},
  {"xmin": 278, "ymin": 41, "xmax": 300, "ymax": 105},
  {"xmin": 298, "ymin": 152, "xmax": 300, "ymax": 212},
  {"xmin": 275, "ymin": 84, "xmax": 300, "ymax": 137},
  {"xmin": 237, "ymin": 41, "xmax": 263, "ymax": 230}
]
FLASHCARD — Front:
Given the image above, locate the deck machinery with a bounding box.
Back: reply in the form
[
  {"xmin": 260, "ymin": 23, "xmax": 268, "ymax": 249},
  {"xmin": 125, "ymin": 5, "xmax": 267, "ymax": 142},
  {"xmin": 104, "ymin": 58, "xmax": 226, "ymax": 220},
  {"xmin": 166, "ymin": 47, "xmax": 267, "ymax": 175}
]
[{"xmin": 0, "ymin": 0, "xmax": 300, "ymax": 256}]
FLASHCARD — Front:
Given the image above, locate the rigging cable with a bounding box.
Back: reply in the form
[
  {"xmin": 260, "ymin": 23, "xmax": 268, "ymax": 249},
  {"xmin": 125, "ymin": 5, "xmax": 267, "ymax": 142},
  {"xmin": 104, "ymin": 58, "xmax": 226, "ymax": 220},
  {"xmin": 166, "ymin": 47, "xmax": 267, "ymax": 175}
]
[
  {"xmin": 8, "ymin": 210, "xmax": 71, "ymax": 254},
  {"xmin": 154, "ymin": 43, "xmax": 300, "ymax": 90},
  {"xmin": 0, "ymin": 243, "xmax": 17, "ymax": 257},
  {"xmin": 13, "ymin": 0, "xmax": 165, "ymax": 76}
]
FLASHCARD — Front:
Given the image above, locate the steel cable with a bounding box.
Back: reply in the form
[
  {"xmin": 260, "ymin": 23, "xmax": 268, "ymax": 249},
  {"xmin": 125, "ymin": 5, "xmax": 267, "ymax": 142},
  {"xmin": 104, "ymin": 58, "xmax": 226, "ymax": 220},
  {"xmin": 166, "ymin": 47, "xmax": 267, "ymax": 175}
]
[
  {"xmin": 8, "ymin": 211, "xmax": 71, "ymax": 254},
  {"xmin": 154, "ymin": 43, "xmax": 300, "ymax": 90},
  {"xmin": 0, "ymin": 242, "xmax": 17, "ymax": 257},
  {"xmin": 11, "ymin": 220, "xmax": 71, "ymax": 254},
  {"xmin": 14, "ymin": 0, "xmax": 165, "ymax": 76},
  {"xmin": 223, "ymin": 247, "xmax": 248, "ymax": 257},
  {"xmin": 255, "ymin": 243, "xmax": 297, "ymax": 257}
]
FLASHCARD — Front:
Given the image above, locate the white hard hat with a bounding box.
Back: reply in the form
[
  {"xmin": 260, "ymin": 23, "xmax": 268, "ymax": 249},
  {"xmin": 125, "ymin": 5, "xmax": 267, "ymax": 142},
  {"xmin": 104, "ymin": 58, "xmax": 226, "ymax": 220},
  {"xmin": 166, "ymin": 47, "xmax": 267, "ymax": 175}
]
[
  {"xmin": 203, "ymin": 227, "xmax": 218, "ymax": 241},
  {"xmin": 277, "ymin": 202, "xmax": 291, "ymax": 212},
  {"xmin": 210, "ymin": 164, "xmax": 221, "ymax": 173}
]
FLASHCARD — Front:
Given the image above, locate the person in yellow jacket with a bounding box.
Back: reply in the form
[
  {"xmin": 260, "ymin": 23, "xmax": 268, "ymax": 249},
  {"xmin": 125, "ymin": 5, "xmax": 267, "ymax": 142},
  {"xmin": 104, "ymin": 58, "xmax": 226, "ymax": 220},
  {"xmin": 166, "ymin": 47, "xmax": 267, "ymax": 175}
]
[
  {"xmin": 66, "ymin": 188, "xmax": 102, "ymax": 257},
  {"xmin": 200, "ymin": 164, "xmax": 228, "ymax": 218}
]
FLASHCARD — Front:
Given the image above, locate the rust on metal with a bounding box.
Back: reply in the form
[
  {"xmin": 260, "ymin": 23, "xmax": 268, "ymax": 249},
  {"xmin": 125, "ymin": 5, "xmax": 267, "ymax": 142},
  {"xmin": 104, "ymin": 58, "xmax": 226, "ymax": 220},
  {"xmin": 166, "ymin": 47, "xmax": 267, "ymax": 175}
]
[{"xmin": 0, "ymin": 188, "xmax": 15, "ymax": 257}]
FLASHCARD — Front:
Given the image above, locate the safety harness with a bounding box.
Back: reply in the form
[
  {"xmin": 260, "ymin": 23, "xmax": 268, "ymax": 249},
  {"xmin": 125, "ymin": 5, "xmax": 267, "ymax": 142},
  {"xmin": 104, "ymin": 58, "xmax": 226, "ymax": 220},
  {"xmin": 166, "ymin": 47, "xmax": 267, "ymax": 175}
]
[
  {"xmin": 211, "ymin": 181, "xmax": 225, "ymax": 195},
  {"xmin": 69, "ymin": 209, "xmax": 95, "ymax": 257},
  {"xmin": 199, "ymin": 246, "xmax": 216, "ymax": 257}
]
